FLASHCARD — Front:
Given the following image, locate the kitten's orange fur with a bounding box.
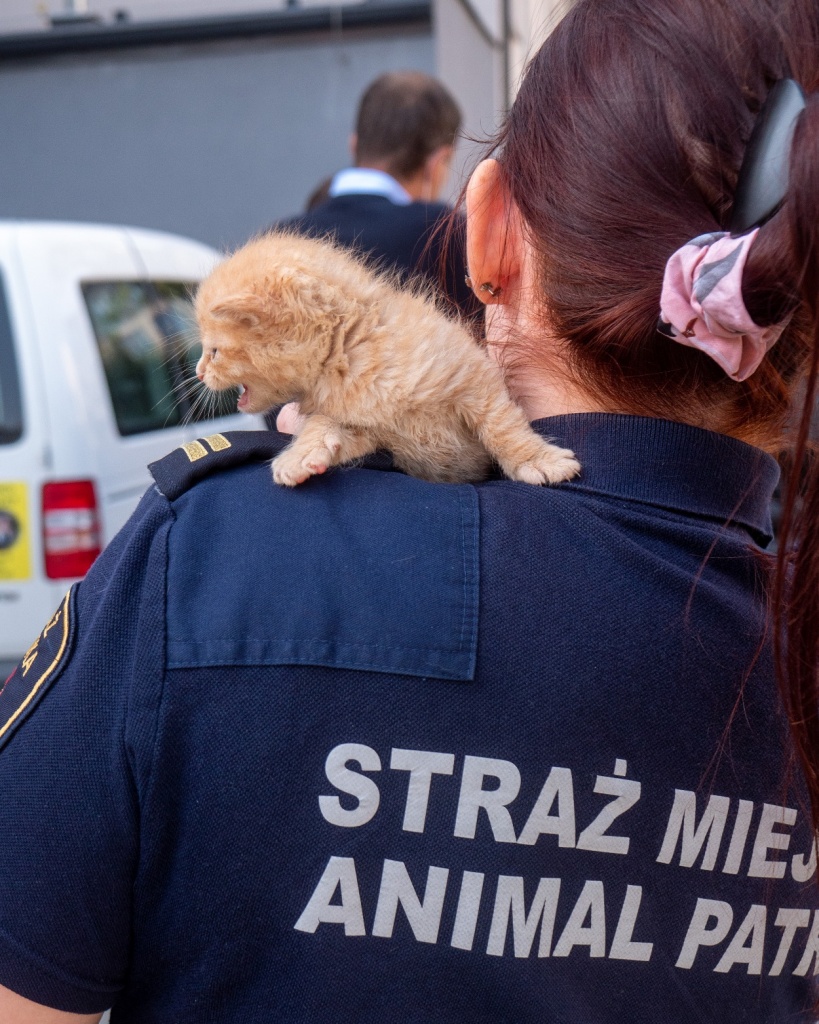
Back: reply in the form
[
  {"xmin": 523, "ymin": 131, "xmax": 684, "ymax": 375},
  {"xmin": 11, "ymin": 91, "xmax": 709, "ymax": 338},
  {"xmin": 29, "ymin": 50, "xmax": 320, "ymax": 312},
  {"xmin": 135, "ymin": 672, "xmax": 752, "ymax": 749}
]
[{"xmin": 195, "ymin": 232, "xmax": 580, "ymax": 486}]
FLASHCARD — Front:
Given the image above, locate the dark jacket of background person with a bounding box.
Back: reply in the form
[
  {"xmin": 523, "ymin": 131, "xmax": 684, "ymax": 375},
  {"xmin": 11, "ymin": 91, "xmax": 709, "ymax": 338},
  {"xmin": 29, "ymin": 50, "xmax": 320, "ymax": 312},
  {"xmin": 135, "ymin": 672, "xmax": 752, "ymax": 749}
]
[{"xmin": 282, "ymin": 192, "xmax": 474, "ymax": 313}]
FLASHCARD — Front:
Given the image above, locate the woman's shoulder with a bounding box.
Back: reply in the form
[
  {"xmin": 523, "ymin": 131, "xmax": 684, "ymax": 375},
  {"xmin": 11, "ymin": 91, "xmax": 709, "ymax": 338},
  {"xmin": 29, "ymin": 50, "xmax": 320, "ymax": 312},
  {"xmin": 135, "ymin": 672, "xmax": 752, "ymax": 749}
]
[
  {"xmin": 156, "ymin": 436, "xmax": 482, "ymax": 682},
  {"xmin": 154, "ymin": 430, "xmax": 479, "ymax": 545}
]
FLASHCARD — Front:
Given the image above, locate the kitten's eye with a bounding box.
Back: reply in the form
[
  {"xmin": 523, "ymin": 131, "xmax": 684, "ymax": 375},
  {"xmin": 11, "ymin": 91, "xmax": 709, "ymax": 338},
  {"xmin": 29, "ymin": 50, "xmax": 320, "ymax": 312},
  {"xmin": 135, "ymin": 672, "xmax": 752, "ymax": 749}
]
[{"xmin": 210, "ymin": 348, "xmax": 218, "ymax": 359}]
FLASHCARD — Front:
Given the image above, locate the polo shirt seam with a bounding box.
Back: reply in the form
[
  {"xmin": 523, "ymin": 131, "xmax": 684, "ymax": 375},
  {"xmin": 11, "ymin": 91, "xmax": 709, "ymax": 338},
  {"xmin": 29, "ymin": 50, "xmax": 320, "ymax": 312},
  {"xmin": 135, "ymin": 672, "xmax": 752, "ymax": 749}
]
[
  {"xmin": 458, "ymin": 487, "xmax": 468, "ymax": 652},
  {"xmin": 137, "ymin": 496, "xmax": 175, "ymax": 815},
  {"xmin": 458, "ymin": 485, "xmax": 479, "ymax": 671},
  {"xmin": 166, "ymin": 639, "xmax": 467, "ymax": 654}
]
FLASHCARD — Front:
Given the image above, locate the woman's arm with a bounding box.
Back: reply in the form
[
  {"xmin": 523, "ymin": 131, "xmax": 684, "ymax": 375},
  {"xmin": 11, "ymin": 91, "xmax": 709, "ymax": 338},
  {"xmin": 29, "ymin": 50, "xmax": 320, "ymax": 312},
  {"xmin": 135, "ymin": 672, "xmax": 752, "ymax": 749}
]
[{"xmin": 0, "ymin": 984, "xmax": 103, "ymax": 1024}]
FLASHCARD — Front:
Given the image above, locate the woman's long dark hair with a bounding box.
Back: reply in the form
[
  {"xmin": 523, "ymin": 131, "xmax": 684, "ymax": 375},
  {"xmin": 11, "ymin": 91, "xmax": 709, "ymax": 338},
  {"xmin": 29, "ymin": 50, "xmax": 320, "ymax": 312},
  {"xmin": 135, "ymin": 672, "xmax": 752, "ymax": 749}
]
[
  {"xmin": 480, "ymin": 0, "xmax": 819, "ymax": 825},
  {"xmin": 775, "ymin": 93, "xmax": 819, "ymax": 832}
]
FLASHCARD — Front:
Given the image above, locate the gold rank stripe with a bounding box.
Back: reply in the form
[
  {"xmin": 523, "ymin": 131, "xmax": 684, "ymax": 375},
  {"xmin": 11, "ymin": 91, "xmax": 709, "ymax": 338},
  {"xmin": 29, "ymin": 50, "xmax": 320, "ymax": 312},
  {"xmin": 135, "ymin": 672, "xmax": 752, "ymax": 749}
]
[
  {"xmin": 181, "ymin": 441, "xmax": 208, "ymax": 462},
  {"xmin": 180, "ymin": 434, "xmax": 232, "ymax": 462},
  {"xmin": 0, "ymin": 588, "xmax": 72, "ymax": 743},
  {"xmin": 204, "ymin": 433, "xmax": 231, "ymax": 452}
]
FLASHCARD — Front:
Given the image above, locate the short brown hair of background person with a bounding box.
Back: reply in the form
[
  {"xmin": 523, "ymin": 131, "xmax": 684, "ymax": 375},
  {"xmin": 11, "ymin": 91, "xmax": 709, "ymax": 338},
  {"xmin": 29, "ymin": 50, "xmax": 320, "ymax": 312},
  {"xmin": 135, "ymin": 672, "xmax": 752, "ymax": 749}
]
[{"xmin": 354, "ymin": 71, "xmax": 461, "ymax": 181}]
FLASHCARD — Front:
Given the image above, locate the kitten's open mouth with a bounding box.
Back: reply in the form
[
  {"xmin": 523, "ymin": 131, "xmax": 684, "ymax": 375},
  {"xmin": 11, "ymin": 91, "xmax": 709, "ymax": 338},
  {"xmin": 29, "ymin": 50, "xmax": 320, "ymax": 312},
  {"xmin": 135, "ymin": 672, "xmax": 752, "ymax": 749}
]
[{"xmin": 237, "ymin": 385, "xmax": 251, "ymax": 411}]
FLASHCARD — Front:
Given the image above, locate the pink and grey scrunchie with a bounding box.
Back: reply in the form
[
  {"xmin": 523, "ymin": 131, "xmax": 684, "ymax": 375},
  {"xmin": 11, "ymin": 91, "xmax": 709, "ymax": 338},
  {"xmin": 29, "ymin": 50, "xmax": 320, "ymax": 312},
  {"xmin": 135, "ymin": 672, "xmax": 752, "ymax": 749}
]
[{"xmin": 658, "ymin": 230, "xmax": 787, "ymax": 381}]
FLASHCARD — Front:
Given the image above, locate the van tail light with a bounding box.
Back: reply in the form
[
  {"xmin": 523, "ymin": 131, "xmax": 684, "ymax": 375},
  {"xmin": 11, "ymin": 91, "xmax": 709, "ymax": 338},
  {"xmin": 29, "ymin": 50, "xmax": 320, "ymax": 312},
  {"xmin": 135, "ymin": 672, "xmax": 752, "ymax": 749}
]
[{"xmin": 42, "ymin": 480, "xmax": 102, "ymax": 579}]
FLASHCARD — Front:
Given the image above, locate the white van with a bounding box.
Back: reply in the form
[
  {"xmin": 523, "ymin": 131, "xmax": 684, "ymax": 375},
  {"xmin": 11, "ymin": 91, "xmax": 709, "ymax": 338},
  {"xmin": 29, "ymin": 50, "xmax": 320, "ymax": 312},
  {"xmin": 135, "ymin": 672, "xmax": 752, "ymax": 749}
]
[{"xmin": 0, "ymin": 221, "xmax": 263, "ymax": 678}]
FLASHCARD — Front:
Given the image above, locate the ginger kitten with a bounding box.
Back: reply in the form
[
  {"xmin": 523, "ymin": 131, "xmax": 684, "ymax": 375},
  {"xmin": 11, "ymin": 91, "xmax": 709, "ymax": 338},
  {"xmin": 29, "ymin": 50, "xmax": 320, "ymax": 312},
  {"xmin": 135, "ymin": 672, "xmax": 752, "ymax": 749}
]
[{"xmin": 194, "ymin": 232, "xmax": 580, "ymax": 487}]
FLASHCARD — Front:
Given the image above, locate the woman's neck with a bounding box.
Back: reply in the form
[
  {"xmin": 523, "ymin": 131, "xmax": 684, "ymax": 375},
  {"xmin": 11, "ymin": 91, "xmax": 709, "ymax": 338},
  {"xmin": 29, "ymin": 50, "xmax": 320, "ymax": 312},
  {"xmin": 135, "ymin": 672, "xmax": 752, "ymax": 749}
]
[
  {"xmin": 484, "ymin": 300, "xmax": 608, "ymax": 421},
  {"xmin": 500, "ymin": 366, "xmax": 609, "ymax": 421}
]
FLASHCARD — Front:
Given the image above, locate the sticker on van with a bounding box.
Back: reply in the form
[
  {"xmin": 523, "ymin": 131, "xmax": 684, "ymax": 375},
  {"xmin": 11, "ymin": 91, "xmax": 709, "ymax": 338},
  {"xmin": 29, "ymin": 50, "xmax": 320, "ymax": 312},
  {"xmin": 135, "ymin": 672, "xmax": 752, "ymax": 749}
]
[{"xmin": 0, "ymin": 483, "xmax": 31, "ymax": 580}]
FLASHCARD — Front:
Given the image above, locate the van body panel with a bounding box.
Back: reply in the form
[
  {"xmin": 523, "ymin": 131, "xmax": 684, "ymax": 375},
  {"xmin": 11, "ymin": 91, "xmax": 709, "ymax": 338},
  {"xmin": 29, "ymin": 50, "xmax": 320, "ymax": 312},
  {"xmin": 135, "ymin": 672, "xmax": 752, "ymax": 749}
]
[
  {"xmin": 0, "ymin": 226, "xmax": 65, "ymax": 665},
  {"xmin": 0, "ymin": 221, "xmax": 262, "ymax": 668}
]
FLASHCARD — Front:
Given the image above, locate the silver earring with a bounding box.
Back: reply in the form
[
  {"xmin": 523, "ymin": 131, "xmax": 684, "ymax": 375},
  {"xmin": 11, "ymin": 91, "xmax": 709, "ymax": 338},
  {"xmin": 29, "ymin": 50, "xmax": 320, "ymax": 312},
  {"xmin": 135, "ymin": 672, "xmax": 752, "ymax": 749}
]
[
  {"xmin": 480, "ymin": 282, "xmax": 502, "ymax": 298},
  {"xmin": 464, "ymin": 275, "xmax": 474, "ymax": 290}
]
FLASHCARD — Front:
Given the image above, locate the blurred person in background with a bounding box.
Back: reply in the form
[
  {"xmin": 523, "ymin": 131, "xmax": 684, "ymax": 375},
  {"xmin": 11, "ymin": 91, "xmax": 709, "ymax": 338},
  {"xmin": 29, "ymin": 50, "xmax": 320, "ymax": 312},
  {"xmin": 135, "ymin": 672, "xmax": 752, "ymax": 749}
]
[{"xmin": 3, "ymin": 1, "xmax": 819, "ymax": 1022}]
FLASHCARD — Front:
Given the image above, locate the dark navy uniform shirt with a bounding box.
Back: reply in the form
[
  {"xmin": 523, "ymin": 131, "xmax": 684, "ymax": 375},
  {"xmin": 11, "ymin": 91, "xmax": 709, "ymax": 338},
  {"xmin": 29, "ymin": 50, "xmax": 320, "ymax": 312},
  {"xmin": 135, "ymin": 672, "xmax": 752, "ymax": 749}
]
[{"xmin": 0, "ymin": 414, "xmax": 816, "ymax": 1022}]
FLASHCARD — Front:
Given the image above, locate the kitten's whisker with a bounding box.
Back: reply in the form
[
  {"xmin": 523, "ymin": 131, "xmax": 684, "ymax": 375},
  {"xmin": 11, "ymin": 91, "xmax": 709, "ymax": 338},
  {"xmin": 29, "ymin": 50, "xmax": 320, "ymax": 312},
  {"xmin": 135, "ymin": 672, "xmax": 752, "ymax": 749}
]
[
  {"xmin": 158, "ymin": 347, "xmax": 181, "ymax": 370},
  {"xmin": 183, "ymin": 386, "xmax": 212, "ymax": 426},
  {"xmin": 158, "ymin": 334, "xmax": 199, "ymax": 368},
  {"xmin": 162, "ymin": 327, "xmax": 196, "ymax": 344},
  {"xmin": 156, "ymin": 379, "xmax": 202, "ymax": 414},
  {"xmin": 180, "ymin": 392, "xmax": 202, "ymax": 427},
  {"xmin": 170, "ymin": 377, "xmax": 203, "ymax": 401}
]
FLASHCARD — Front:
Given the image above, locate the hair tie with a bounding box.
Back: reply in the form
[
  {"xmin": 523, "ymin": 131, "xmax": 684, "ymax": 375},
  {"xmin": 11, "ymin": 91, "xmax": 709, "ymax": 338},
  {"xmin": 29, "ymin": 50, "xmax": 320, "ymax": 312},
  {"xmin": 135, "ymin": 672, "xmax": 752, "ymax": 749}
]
[
  {"xmin": 657, "ymin": 79, "xmax": 805, "ymax": 382},
  {"xmin": 658, "ymin": 230, "xmax": 787, "ymax": 382}
]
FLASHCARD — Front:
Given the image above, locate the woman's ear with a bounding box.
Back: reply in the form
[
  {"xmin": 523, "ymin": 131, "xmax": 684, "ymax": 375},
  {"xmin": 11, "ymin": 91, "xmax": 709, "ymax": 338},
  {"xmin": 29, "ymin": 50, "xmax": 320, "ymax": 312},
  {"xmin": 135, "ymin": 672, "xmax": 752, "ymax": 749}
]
[{"xmin": 465, "ymin": 158, "xmax": 524, "ymax": 304}]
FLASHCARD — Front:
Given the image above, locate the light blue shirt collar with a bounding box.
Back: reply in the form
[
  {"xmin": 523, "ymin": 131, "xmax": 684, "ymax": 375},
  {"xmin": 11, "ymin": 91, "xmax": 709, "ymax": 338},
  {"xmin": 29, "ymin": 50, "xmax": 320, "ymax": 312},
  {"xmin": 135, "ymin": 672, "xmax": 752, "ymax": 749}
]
[{"xmin": 328, "ymin": 167, "xmax": 413, "ymax": 206}]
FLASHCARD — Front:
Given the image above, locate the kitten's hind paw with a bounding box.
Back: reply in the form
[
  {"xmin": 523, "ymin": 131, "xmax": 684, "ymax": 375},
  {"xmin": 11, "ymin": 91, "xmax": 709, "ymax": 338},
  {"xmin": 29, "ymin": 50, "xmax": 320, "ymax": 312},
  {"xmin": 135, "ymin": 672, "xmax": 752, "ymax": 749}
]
[{"xmin": 508, "ymin": 445, "xmax": 580, "ymax": 485}]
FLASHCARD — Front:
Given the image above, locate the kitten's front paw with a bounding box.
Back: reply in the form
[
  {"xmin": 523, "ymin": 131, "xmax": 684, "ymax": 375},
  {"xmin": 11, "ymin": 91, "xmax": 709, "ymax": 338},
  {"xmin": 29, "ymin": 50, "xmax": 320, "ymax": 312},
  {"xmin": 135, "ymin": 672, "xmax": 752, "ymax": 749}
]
[
  {"xmin": 271, "ymin": 445, "xmax": 333, "ymax": 487},
  {"xmin": 509, "ymin": 444, "xmax": 580, "ymax": 485},
  {"xmin": 272, "ymin": 449, "xmax": 316, "ymax": 487}
]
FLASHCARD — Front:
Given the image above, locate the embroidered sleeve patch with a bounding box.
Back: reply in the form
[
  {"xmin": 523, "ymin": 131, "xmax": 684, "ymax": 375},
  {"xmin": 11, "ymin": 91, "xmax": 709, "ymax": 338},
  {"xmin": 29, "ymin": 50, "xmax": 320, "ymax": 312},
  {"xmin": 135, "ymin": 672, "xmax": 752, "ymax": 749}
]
[{"xmin": 0, "ymin": 586, "xmax": 78, "ymax": 752}]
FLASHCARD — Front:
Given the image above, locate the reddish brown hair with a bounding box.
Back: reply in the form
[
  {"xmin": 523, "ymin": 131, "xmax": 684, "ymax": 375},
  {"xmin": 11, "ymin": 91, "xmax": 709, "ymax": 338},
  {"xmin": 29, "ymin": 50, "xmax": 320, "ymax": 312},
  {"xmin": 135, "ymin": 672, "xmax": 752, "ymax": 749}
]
[
  {"xmin": 497, "ymin": 0, "xmax": 818, "ymax": 450},
  {"xmin": 484, "ymin": 0, "xmax": 819, "ymax": 824},
  {"xmin": 774, "ymin": 92, "xmax": 819, "ymax": 832}
]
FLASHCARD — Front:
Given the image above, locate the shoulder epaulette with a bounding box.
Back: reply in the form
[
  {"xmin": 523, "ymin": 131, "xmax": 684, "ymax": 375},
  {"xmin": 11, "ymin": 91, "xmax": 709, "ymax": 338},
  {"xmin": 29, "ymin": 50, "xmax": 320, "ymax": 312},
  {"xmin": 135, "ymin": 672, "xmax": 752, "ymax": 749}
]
[{"xmin": 149, "ymin": 430, "xmax": 289, "ymax": 501}]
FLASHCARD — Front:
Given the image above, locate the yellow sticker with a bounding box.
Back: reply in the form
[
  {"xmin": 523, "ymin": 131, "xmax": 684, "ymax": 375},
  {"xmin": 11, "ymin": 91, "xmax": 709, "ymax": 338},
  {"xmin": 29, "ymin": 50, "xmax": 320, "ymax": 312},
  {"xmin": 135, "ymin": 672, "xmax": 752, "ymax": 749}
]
[
  {"xmin": 204, "ymin": 433, "xmax": 231, "ymax": 453},
  {"xmin": 181, "ymin": 441, "xmax": 209, "ymax": 462},
  {"xmin": 0, "ymin": 482, "xmax": 31, "ymax": 581}
]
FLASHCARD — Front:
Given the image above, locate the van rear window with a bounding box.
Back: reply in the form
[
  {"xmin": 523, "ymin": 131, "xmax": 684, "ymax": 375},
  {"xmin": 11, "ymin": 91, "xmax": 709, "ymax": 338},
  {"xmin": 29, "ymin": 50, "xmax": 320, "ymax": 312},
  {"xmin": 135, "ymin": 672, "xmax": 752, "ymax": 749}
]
[
  {"xmin": 0, "ymin": 268, "xmax": 23, "ymax": 445},
  {"xmin": 82, "ymin": 281, "xmax": 236, "ymax": 437}
]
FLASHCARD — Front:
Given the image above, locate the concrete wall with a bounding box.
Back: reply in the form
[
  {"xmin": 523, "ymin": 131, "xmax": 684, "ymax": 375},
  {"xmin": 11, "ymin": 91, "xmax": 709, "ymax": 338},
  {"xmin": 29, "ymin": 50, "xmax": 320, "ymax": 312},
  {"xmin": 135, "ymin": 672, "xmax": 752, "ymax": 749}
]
[
  {"xmin": 0, "ymin": 24, "xmax": 435, "ymax": 250},
  {"xmin": 507, "ymin": 0, "xmax": 569, "ymax": 92},
  {"xmin": 433, "ymin": 0, "xmax": 572, "ymax": 205},
  {"xmin": 0, "ymin": 0, "xmax": 571, "ymax": 252}
]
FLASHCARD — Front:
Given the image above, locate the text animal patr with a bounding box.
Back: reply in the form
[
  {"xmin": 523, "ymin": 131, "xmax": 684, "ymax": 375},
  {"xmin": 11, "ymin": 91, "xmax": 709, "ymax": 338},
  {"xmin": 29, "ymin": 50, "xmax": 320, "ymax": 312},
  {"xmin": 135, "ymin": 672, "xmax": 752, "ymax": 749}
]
[{"xmin": 294, "ymin": 743, "xmax": 819, "ymax": 977}]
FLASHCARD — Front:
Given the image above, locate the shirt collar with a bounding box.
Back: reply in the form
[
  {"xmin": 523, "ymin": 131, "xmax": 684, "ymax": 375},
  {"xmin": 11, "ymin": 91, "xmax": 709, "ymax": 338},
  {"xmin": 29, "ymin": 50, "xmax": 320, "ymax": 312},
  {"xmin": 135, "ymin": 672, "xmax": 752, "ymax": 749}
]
[
  {"xmin": 531, "ymin": 413, "xmax": 779, "ymax": 546},
  {"xmin": 328, "ymin": 167, "xmax": 413, "ymax": 206}
]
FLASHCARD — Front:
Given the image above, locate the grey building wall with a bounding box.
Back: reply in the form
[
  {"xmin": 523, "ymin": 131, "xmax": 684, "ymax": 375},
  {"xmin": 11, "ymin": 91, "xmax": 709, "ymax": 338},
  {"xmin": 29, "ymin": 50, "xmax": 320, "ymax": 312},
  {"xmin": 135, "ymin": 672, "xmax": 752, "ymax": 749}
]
[
  {"xmin": 434, "ymin": 0, "xmax": 506, "ymax": 203},
  {"xmin": 0, "ymin": 22, "xmax": 435, "ymax": 250}
]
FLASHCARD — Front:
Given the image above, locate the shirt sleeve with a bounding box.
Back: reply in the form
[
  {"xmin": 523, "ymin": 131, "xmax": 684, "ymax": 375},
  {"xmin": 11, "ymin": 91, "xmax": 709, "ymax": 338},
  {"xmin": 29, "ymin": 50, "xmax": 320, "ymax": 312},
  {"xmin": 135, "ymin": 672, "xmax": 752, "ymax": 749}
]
[{"xmin": 0, "ymin": 485, "xmax": 173, "ymax": 1014}]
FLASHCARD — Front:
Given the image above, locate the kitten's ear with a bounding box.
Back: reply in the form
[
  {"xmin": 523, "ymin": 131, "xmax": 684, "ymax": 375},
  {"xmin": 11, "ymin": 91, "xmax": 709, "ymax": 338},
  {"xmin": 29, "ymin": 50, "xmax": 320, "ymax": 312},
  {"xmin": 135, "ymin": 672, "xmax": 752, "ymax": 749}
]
[
  {"xmin": 281, "ymin": 272, "xmax": 339, "ymax": 314},
  {"xmin": 210, "ymin": 294, "xmax": 263, "ymax": 327}
]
